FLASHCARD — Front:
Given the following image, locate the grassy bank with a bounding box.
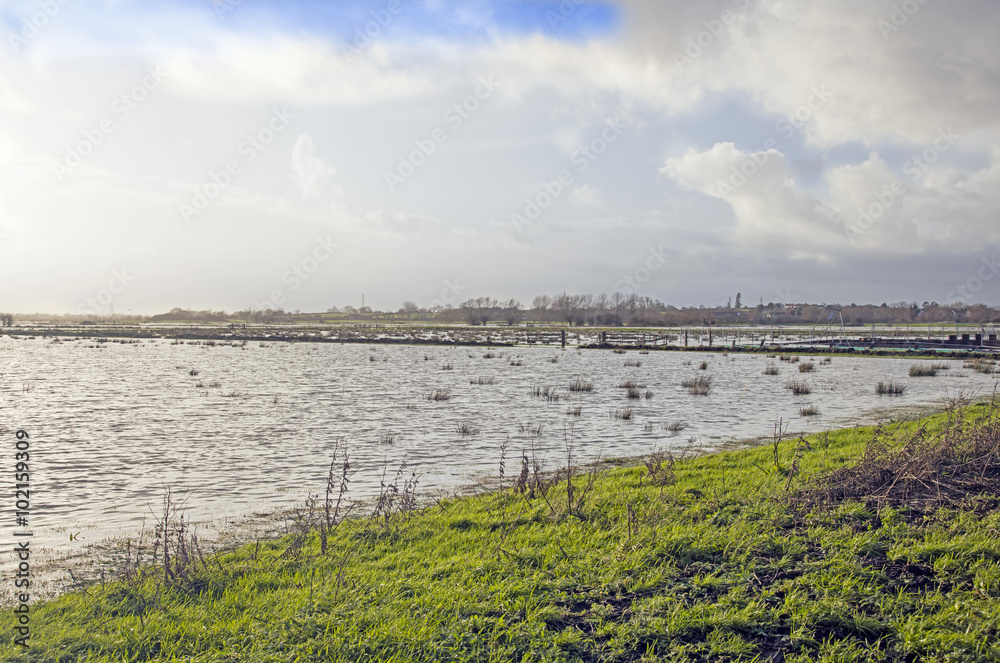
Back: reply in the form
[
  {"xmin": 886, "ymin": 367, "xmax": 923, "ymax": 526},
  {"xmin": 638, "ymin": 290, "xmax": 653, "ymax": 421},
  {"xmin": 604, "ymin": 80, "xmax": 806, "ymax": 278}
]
[{"xmin": 5, "ymin": 405, "xmax": 1000, "ymax": 661}]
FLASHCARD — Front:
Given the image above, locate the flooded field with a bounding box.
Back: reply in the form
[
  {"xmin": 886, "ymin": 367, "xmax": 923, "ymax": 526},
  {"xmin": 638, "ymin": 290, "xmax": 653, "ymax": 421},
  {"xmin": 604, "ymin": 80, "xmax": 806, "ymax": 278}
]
[{"xmin": 1, "ymin": 336, "xmax": 996, "ymax": 593}]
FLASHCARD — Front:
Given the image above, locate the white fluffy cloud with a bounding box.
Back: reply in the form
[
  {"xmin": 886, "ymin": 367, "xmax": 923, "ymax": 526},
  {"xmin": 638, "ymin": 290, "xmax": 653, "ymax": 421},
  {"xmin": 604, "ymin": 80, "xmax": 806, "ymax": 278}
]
[
  {"xmin": 662, "ymin": 142, "xmax": 843, "ymax": 257},
  {"xmin": 662, "ymin": 141, "xmax": 1000, "ymax": 262},
  {"xmin": 2, "ymin": 0, "xmax": 999, "ymax": 310},
  {"xmin": 291, "ymin": 134, "xmax": 337, "ymax": 199}
]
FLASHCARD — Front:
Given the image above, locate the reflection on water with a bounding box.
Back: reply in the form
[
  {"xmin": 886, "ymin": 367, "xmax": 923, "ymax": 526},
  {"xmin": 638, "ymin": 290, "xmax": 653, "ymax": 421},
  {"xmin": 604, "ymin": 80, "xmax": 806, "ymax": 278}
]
[{"xmin": 0, "ymin": 336, "xmax": 992, "ymax": 565}]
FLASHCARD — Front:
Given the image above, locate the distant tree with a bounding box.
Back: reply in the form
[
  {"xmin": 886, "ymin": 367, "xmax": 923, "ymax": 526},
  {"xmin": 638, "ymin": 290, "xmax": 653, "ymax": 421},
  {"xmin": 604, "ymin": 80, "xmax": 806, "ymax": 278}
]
[
  {"xmin": 400, "ymin": 301, "xmax": 419, "ymax": 319},
  {"xmin": 552, "ymin": 293, "xmax": 589, "ymax": 326},
  {"xmin": 461, "ymin": 297, "xmax": 499, "ymax": 325},
  {"xmin": 726, "ymin": 297, "xmax": 732, "ymax": 308},
  {"xmin": 734, "ymin": 292, "xmax": 742, "ymax": 309},
  {"xmin": 500, "ymin": 298, "xmax": 524, "ymax": 326},
  {"xmin": 531, "ymin": 295, "xmax": 551, "ymax": 322}
]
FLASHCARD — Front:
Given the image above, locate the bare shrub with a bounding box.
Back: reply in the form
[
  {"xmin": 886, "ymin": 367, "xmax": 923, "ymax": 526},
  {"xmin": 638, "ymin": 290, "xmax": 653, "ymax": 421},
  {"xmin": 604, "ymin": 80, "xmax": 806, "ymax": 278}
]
[
  {"xmin": 795, "ymin": 401, "xmax": 1000, "ymax": 511},
  {"xmin": 876, "ymin": 381, "xmax": 907, "ymax": 396},
  {"xmin": 644, "ymin": 449, "xmax": 676, "ymax": 486},
  {"xmin": 613, "ymin": 407, "xmax": 634, "ymax": 420},
  {"xmin": 681, "ymin": 375, "xmax": 712, "ymax": 395},
  {"xmin": 428, "ymin": 389, "xmax": 452, "ymax": 401},
  {"xmin": 456, "ymin": 422, "xmax": 481, "ymax": 436},
  {"xmin": 786, "ymin": 381, "xmax": 811, "ymax": 395}
]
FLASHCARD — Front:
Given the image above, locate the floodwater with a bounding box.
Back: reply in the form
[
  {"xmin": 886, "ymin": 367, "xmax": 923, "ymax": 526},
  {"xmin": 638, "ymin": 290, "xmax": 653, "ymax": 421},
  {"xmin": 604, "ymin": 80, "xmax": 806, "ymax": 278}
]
[{"xmin": 0, "ymin": 336, "xmax": 994, "ymax": 589}]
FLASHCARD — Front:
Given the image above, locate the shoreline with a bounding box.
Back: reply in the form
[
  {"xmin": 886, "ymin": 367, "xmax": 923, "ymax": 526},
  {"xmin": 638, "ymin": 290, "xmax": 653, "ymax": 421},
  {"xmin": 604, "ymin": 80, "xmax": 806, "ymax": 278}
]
[
  {"xmin": 4, "ymin": 325, "xmax": 1000, "ymax": 360},
  {"xmin": 5, "ymin": 400, "xmax": 1000, "ymax": 660}
]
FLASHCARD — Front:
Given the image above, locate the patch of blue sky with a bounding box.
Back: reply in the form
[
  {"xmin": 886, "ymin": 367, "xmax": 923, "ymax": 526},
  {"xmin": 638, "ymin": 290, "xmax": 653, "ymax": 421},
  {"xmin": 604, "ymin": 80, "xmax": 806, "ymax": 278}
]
[
  {"xmin": 0, "ymin": 0, "xmax": 620, "ymax": 45},
  {"xmin": 218, "ymin": 0, "xmax": 621, "ymax": 43},
  {"xmin": 1, "ymin": 0, "xmax": 620, "ymax": 60}
]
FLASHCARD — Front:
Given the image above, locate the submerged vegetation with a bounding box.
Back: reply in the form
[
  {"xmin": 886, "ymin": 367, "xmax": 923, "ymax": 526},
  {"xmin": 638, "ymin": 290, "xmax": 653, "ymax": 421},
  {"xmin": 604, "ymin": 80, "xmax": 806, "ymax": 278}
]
[
  {"xmin": 876, "ymin": 381, "xmax": 908, "ymax": 396},
  {"xmin": 909, "ymin": 362, "xmax": 950, "ymax": 377},
  {"xmin": 7, "ymin": 402, "xmax": 1000, "ymax": 661},
  {"xmin": 786, "ymin": 380, "xmax": 811, "ymax": 396},
  {"xmin": 680, "ymin": 376, "xmax": 712, "ymax": 396}
]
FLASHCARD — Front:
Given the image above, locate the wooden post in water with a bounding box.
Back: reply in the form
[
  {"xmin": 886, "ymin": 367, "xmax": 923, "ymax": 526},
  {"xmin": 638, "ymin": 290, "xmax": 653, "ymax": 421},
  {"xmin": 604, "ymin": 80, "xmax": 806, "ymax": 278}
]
[
  {"xmin": 561, "ymin": 330, "xmax": 566, "ymax": 348},
  {"xmin": 685, "ymin": 329, "xmax": 688, "ymax": 347},
  {"xmin": 708, "ymin": 329, "xmax": 713, "ymax": 347}
]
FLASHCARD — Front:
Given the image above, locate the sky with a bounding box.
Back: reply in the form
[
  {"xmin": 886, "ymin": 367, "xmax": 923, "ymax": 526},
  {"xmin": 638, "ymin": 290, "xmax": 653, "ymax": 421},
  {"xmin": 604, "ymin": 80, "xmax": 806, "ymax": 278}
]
[{"xmin": 0, "ymin": 0, "xmax": 998, "ymax": 315}]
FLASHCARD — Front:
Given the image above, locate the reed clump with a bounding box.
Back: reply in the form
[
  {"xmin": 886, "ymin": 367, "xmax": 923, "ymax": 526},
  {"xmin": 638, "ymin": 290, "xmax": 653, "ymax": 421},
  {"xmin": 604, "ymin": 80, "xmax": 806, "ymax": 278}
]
[
  {"xmin": 428, "ymin": 389, "xmax": 452, "ymax": 401},
  {"xmin": 763, "ymin": 365, "xmax": 780, "ymax": 376},
  {"xmin": 964, "ymin": 358, "xmax": 995, "ymax": 374},
  {"xmin": 876, "ymin": 381, "xmax": 908, "ymax": 396},
  {"xmin": 612, "ymin": 406, "xmax": 634, "ymax": 420},
  {"xmin": 910, "ymin": 363, "xmax": 949, "ymax": 377},
  {"xmin": 569, "ymin": 379, "xmax": 594, "ymax": 393},
  {"xmin": 617, "ymin": 379, "xmax": 646, "ymax": 389},
  {"xmin": 681, "ymin": 376, "xmax": 712, "ymax": 396},
  {"xmin": 455, "ymin": 423, "xmax": 481, "ymax": 436},
  {"xmin": 786, "ymin": 380, "xmax": 811, "ymax": 395}
]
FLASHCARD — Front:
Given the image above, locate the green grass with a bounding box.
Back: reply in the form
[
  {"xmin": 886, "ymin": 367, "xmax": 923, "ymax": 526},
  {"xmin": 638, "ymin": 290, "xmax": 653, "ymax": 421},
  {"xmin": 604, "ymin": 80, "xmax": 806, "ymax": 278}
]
[{"xmin": 5, "ymin": 404, "xmax": 1000, "ymax": 661}]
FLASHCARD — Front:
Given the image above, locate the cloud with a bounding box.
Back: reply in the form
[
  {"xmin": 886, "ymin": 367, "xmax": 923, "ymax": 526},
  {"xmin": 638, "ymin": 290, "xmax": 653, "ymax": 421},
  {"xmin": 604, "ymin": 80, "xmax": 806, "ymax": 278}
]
[
  {"xmin": 362, "ymin": 210, "xmax": 441, "ymax": 235},
  {"xmin": 570, "ymin": 185, "xmax": 605, "ymax": 208},
  {"xmin": 661, "ymin": 142, "xmax": 843, "ymax": 256},
  {"xmin": 663, "ymin": 141, "xmax": 1000, "ymax": 261},
  {"xmin": 291, "ymin": 134, "xmax": 336, "ymax": 199},
  {"xmin": 3, "ymin": 0, "xmax": 1000, "ymax": 310}
]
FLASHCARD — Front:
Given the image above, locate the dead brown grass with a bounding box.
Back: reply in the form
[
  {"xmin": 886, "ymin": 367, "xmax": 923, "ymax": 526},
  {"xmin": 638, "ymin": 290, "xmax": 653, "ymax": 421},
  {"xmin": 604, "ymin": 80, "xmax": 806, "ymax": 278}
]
[{"xmin": 795, "ymin": 399, "xmax": 1000, "ymax": 512}]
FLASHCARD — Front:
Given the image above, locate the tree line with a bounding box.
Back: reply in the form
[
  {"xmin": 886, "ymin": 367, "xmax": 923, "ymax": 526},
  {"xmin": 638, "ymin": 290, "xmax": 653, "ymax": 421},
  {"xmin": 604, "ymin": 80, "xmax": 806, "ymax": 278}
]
[{"xmin": 6, "ymin": 299, "xmax": 1000, "ymax": 327}]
